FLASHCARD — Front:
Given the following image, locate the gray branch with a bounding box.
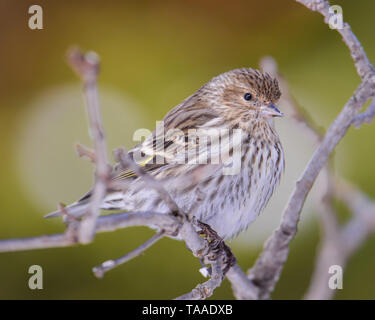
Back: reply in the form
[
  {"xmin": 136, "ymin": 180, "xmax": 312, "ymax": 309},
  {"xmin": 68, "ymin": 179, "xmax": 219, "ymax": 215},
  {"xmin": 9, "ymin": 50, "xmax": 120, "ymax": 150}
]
[
  {"xmin": 0, "ymin": 211, "xmax": 177, "ymax": 252},
  {"xmin": 352, "ymin": 99, "xmax": 375, "ymax": 128},
  {"xmin": 304, "ymin": 179, "xmax": 375, "ymax": 299},
  {"xmin": 295, "ymin": 0, "xmax": 375, "ymax": 81},
  {"xmin": 245, "ymin": 0, "xmax": 375, "ymax": 300},
  {"xmin": 66, "ymin": 48, "xmax": 111, "ymax": 244}
]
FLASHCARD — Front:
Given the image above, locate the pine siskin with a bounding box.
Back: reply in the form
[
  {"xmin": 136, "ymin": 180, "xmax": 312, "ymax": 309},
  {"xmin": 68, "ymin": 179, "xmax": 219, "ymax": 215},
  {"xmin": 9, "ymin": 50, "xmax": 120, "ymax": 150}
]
[{"xmin": 46, "ymin": 68, "xmax": 284, "ymax": 240}]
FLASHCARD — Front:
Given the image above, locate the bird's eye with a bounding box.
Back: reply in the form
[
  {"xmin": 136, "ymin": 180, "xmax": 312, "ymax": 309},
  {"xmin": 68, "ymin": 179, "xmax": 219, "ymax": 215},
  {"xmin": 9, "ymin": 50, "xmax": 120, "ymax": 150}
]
[{"xmin": 244, "ymin": 93, "xmax": 252, "ymax": 101}]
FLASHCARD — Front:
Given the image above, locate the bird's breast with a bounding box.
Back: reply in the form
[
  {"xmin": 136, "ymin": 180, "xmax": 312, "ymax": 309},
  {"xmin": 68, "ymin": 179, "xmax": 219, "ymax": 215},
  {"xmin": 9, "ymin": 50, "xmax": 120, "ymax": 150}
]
[{"xmin": 196, "ymin": 136, "xmax": 284, "ymax": 239}]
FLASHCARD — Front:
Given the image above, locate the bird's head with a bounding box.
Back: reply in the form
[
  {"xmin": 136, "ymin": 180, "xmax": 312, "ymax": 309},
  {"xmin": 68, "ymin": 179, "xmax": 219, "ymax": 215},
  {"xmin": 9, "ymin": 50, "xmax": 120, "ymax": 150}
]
[{"xmin": 202, "ymin": 68, "xmax": 282, "ymax": 122}]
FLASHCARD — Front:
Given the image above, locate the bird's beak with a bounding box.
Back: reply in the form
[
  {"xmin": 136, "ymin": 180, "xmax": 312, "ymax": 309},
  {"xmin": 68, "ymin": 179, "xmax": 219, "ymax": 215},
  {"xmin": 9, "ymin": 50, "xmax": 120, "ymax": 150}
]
[{"xmin": 260, "ymin": 103, "xmax": 284, "ymax": 117}]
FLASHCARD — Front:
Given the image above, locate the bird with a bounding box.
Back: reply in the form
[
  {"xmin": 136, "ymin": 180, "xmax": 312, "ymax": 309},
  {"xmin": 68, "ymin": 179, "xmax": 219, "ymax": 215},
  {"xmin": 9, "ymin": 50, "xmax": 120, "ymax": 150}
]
[{"xmin": 46, "ymin": 68, "xmax": 284, "ymax": 240}]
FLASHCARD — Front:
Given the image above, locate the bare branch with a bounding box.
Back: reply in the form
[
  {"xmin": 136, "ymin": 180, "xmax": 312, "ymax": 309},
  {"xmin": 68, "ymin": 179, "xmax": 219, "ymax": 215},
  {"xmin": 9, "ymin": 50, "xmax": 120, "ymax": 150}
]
[
  {"xmin": 250, "ymin": 0, "xmax": 375, "ymax": 295},
  {"xmin": 226, "ymin": 265, "xmax": 259, "ymax": 300},
  {"xmin": 75, "ymin": 142, "xmax": 96, "ymax": 163},
  {"xmin": 0, "ymin": 233, "xmax": 77, "ymax": 252},
  {"xmin": 173, "ymin": 221, "xmax": 225, "ymax": 300},
  {"xmin": 93, "ymin": 231, "xmax": 165, "ymax": 278},
  {"xmin": 0, "ymin": 212, "xmax": 177, "ymax": 253},
  {"xmin": 249, "ymin": 80, "xmax": 374, "ymax": 299},
  {"xmin": 352, "ymin": 100, "xmax": 375, "ymax": 128},
  {"xmin": 296, "ymin": 0, "xmax": 375, "ymax": 81},
  {"xmin": 175, "ymin": 258, "xmax": 224, "ymax": 300},
  {"xmin": 263, "ymin": 54, "xmax": 375, "ymax": 300},
  {"xmin": 67, "ymin": 48, "xmax": 111, "ymax": 244},
  {"xmin": 304, "ymin": 179, "xmax": 375, "ymax": 299}
]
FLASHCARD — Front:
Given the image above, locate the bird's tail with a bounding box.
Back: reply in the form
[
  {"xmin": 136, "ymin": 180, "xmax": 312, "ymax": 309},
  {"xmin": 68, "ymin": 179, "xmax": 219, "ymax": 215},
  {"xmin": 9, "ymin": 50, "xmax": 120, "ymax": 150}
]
[{"xmin": 44, "ymin": 201, "xmax": 90, "ymax": 219}]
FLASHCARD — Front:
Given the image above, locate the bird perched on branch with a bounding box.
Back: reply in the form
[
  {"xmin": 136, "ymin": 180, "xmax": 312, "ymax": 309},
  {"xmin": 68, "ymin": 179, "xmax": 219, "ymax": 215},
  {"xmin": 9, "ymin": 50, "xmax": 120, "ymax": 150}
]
[{"xmin": 46, "ymin": 68, "xmax": 284, "ymax": 240}]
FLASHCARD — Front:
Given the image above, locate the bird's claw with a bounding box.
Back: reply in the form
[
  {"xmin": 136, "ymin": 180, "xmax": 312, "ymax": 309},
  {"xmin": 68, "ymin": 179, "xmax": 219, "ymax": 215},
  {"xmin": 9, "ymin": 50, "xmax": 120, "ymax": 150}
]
[{"xmin": 195, "ymin": 219, "xmax": 236, "ymax": 275}]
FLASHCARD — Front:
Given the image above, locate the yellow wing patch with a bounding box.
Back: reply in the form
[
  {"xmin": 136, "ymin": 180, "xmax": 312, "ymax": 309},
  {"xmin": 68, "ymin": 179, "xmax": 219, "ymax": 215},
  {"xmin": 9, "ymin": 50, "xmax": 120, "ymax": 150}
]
[{"xmin": 112, "ymin": 155, "xmax": 154, "ymax": 181}]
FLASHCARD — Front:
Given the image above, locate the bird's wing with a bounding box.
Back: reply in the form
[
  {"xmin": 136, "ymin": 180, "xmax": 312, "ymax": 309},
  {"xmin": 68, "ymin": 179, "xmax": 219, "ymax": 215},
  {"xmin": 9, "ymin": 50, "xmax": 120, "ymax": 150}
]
[
  {"xmin": 79, "ymin": 93, "xmax": 221, "ymax": 202},
  {"xmin": 112, "ymin": 92, "xmax": 220, "ymax": 181},
  {"xmin": 111, "ymin": 124, "xmax": 189, "ymax": 182}
]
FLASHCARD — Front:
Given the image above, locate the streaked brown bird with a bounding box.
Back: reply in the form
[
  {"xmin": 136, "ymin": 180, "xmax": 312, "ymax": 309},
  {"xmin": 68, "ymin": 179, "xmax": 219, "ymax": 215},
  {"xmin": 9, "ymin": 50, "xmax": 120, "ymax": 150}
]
[{"xmin": 46, "ymin": 68, "xmax": 284, "ymax": 240}]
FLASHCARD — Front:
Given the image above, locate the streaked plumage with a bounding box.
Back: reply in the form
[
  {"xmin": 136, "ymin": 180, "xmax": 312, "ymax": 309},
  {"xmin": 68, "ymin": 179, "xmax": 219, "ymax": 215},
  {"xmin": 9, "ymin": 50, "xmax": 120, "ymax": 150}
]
[{"xmin": 46, "ymin": 68, "xmax": 284, "ymax": 240}]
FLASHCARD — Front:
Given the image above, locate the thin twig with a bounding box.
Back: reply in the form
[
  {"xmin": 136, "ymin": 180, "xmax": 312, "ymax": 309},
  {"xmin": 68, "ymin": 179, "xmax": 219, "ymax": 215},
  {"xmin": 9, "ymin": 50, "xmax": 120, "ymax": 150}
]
[
  {"xmin": 75, "ymin": 142, "xmax": 96, "ymax": 163},
  {"xmin": 67, "ymin": 48, "xmax": 111, "ymax": 244},
  {"xmin": 93, "ymin": 231, "xmax": 165, "ymax": 278},
  {"xmin": 352, "ymin": 99, "xmax": 375, "ymax": 128},
  {"xmin": 0, "ymin": 212, "xmax": 177, "ymax": 253}
]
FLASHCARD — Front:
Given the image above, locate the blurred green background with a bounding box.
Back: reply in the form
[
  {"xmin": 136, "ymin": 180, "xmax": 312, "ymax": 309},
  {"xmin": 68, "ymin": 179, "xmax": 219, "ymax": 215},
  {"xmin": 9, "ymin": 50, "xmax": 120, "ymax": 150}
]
[{"xmin": 1, "ymin": 0, "xmax": 375, "ymax": 299}]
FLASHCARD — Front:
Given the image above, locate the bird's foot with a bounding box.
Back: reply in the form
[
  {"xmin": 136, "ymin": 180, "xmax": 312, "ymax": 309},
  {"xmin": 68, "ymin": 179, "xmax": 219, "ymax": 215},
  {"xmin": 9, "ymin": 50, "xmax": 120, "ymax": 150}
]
[{"xmin": 195, "ymin": 220, "xmax": 236, "ymax": 275}]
